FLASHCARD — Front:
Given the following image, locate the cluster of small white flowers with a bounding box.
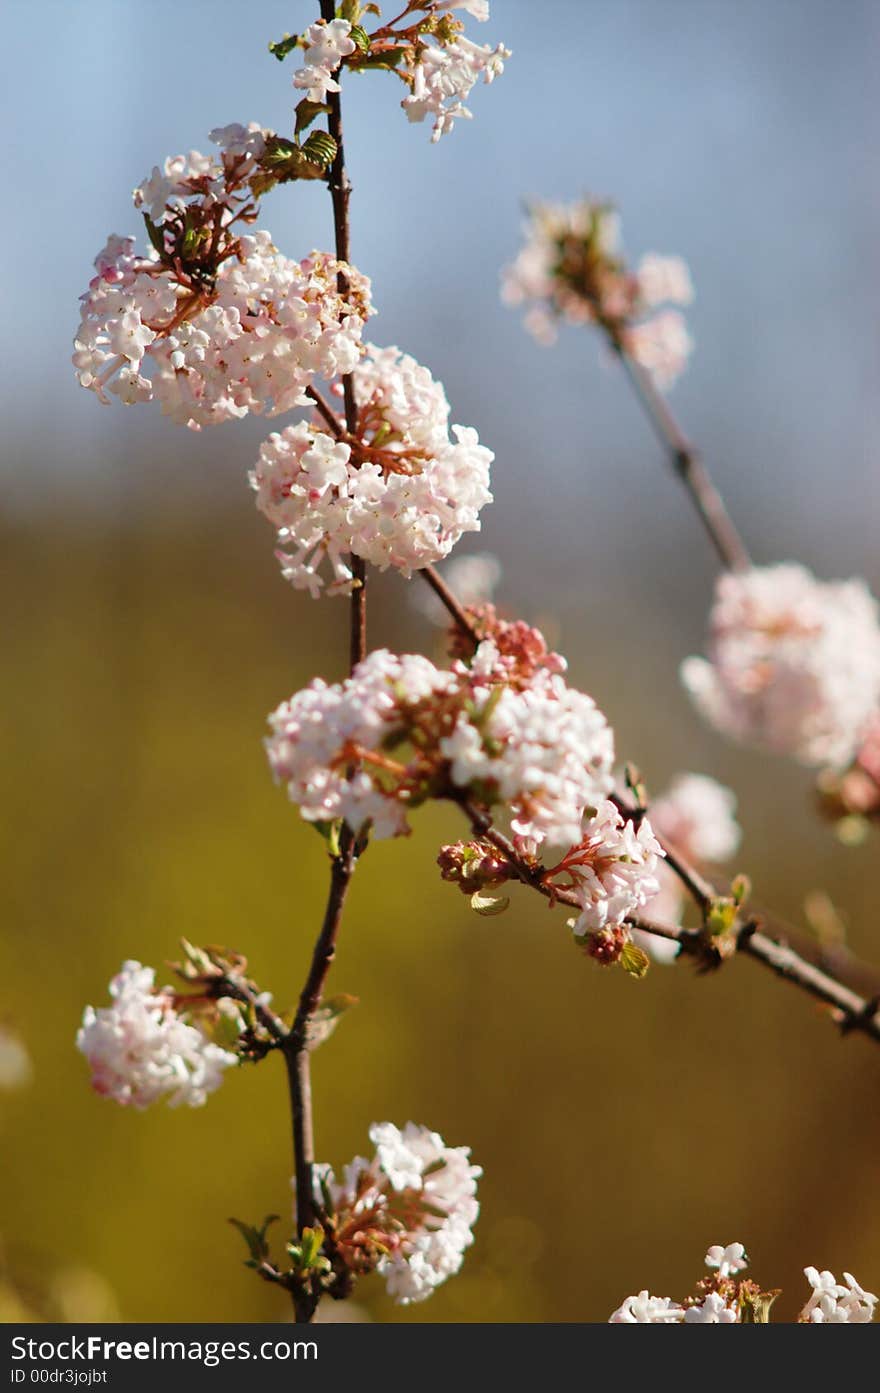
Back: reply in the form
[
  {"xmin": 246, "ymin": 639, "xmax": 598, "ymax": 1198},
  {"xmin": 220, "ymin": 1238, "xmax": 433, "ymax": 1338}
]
[
  {"xmin": 76, "ymin": 961, "xmax": 237, "ymax": 1109},
  {"xmin": 611, "ymin": 1243, "xmax": 876, "ymax": 1325},
  {"xmin": 683, "ymin": 1292, "xmax": 739, "ymax": 1323},
  {"xmin": 292, "ymin": 18, "xmax": 357, "ymax": 103},
  {"xmin": 132, "ymin": 124, "xmax": 267, "ymax": 224},
  {"xmin": 501, "ymin": 201, "xmax": 694, "ymax": 388},
  {"xmin": 74, "ymin": 232, "xmax": 373, "ymax": 429},
  {"xmin": 266, "ymin": 642, "xmax": 615, "ymax": 846},
  {"xmin": 705, "ymin": 1241, "xmax": 748, "ymax": 1277},
  {"xmin": 250, "ymin": 346, "xmax": 493, "ymax": 595},
  {"xmin": 681, "ymin": 564, "xmax": 880, "ymax": 768},
  {"xmin": 800, "ymin": 1267, "xmax": 877, "ymax": 1323},
  {"xmin": 402, "ymin": 28, "xmax": 510, "ymax": 142},
  {"xmin": 610, "ymin": 1241, "xmax": 746, "ymax": 1324},
  {"xmin": 439, "ymin": 650, "xmax": 615, "ymax": 848},
  {"xmin": 318, "ymin": 1121, "xmax": 481, "ymax": 1304},
  {"xmin": 632, "ymin": 773, "xmax": 741, "ymax": 964},
  {"xmin": 609, "ymin": 1291, "xmax": 683, "ymax": 1323},
  {"xmin": 565, "ymin": 800, "xmax": 664, "ymax": 937},
  {"xmin": 266, "ymin": 649, "xmax": 455, "ymax": 838}
]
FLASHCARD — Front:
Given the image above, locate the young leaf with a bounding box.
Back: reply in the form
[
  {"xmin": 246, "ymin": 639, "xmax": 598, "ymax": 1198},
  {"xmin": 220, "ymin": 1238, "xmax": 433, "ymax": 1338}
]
[
  {"xmin": 619, "ymin": 940, "xmax": 650, "ymax": 978},
  {"xmin": 268, "ymin": 33, "xmax": 300, "ymax": 62},
  {"xmin": 228, "ymin": 1214, "xmax": 279, "ymax": 1265},
  {"xmin": 470, "ymin": 890, "xmax": 510, "ymax": 916},
  {"xmin": 306, "ymin": 993, "xmax": 359, "ymax": 1051},
  {"xmin": 295, "ymin": 99, "xmax": 330, "ymax": 136},
  {"xmin": 301, "ymin": 131, "xmax": 338, "ymax": 170}
]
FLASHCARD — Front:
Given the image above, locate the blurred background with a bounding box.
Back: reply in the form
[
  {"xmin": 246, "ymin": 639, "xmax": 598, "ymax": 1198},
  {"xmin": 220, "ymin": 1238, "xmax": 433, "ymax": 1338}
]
[{"xmin": 2, "ymin": 0, "xmax": 880, "ymax": 1323}]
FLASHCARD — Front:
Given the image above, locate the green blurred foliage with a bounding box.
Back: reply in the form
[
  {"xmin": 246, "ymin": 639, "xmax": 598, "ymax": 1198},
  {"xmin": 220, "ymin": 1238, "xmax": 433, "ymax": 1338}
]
[{"xmin": 2, "ymin": 498, "xmax": 879, "ymax": 1324}]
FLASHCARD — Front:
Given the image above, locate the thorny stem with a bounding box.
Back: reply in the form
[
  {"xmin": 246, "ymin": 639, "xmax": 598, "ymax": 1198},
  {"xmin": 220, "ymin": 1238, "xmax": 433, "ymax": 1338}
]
[
  {"xmin": 606, "ymin": 328, "xmax": 752, "ymax": 574},
  {"xmin": 281, "ymin": 9, "xmax": 366, "ymax": 1322}
]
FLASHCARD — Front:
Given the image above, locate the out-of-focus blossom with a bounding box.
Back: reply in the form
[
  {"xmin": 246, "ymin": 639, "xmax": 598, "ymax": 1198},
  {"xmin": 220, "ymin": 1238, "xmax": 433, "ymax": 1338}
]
[
  {"xmin": 682, "ymin": 564, "xmax": 880, "ymax": 768},
  {"xmin": 76, "ymin": 961, "xmax": 237, "ymax": 1108},
  {"xmin": 502, "ymin": 198, "xmax": 694, "ymax": 389},
  {"xmin": 0, "ymin": 1025, "xmax": 32, "ymax": 1090}
]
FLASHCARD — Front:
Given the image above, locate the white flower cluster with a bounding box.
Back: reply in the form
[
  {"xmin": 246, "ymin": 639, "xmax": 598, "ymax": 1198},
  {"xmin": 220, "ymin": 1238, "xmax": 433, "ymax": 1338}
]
[
  {"xmin": 250, "ymin": 345, "xmax": 493, "ymax": 595},
  {"xmin": 132, "ymin": 123, "xmax": 268, "ymax": 224},
  {"xmin": 289, "ymin": 9, "xmax": 508, "ymax": 143},
  {"xmin": 292, "ymin": 18, "xmax": 357, "ymax": 103},
  {"xmin": 682, "ymin": 564, "xmax": 880, "ymax": 768},
  {"xmin": 632, "ymin": 773, "xmax": 741, "ymax": 965},
  {"xmin": 266, "ymin": 642, "xmax": 615, "ymax": 847},
  {"xmin": 267, "ymin": 650, "xmax": 455, "ymax": 838},
  {"xmin": 501, "ymin": 200, "xmax": 694, "ymax": 389},
  {"xmin": 801, "ymin": 1267, "xmax": 877, "ymax": 1323},
  {"xmin": 76, "ymin": 961, "xmax": 237, "ymax": 1109},
  {"xmin": 74, "ymin": 232, "xmax": 372, "ymax": 430},
  {"xmin": 610, "ymin": 1242, "xmax": 876, "ymax": 1324},
  {"xmin": 318, "ymin": 1120, "xmax": 481, "ymax": 1304},
  {"xmin": 402, "ymin": 32, "xmax": 510, "ymax": 143},
  {"xmin": 565, "ymin": 800, "xmax": 664, "ymax": 938}
]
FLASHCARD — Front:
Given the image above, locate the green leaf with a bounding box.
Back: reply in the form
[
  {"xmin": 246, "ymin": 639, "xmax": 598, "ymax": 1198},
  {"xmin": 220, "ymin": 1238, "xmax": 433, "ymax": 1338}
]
[
  {"xmin": 619, "ymin": 941, "xmax": 650, "ymax": 978},
  {"xmin": 229, "ymin": 1214, "xmax": 279, "ymax": 1264},
  {"xmin": 306, "ymin": 993, "xmax": 359, "ymax": 1051},
  {"xmin": 301, "ymin": 130, "xmax": 338, "ymax": 170},
  {"xmin": 268, "ymin": 32, "xmax": 300, "ymax": 62},
  {"xmin": 470, "ymin": 890, "xmax": 510, "ymax": 917},
  {"xmin": 286, "ymin": 1225, "xmax": 331, "ymax": 1276},
  {"xmin": 295, "ymin": 99, "xmax": 330, "ymax": 136},
  {"xmin": 354, "ymin": 48, "xmax": 407, "ymax": 70},
  {"xmin": 349, "ymin": 23, "xmax": 371, "ymax": 53},
  {"xmin": 731, "ymin": 872, "xmax": 751, "ymax": 907},
  {"xmin": 707, "ymin": 895, "xmax": 737, "ymax": 936},
  {"xmin": 142, "ymin": 213, "xmax": 166, "ymax": 258}
]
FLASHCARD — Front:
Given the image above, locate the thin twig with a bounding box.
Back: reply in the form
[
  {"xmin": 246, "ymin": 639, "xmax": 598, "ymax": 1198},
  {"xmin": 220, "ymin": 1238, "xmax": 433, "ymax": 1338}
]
[
  {"xmin": 454, "ymin": 782, "xmax": 880, "ymax": 1046},
  {"xmin": 607, "ymin": 331, "xmax": 751, "ymax": 573},
  {"xmin": 421, "ymin": 566, "xmax": 481, "ymax": 645}
]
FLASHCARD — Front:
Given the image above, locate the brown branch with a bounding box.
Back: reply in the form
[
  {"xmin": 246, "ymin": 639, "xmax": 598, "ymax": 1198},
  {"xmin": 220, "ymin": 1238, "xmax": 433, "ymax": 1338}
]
[
  {"xmin": 280, "ymin": 11, "xmax": 366, "ymax": 1322},
  {"xmin": 606, "ymin": 330, "xmax": 751, "ymax": 574},
  {"xmin": 421, "ymin": 566, "xmax": 480, "ymax": 645},
  {"xmin": 453, "ymin": 794, "xmax": 880, "ymax": 1046}
]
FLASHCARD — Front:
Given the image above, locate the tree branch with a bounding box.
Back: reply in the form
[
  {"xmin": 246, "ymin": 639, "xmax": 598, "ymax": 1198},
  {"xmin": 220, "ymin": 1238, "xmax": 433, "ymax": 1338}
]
[
  {"xmin": 606, "ymin": 328, "xmax": 751, "ymax": 574},
  {"xmin": 453, "ymin": 774, "xmax": 880, "ymax": 1047},
  {"xmin": 281, "ymin": 12, "xmax": 366, "ymax": 1321}
]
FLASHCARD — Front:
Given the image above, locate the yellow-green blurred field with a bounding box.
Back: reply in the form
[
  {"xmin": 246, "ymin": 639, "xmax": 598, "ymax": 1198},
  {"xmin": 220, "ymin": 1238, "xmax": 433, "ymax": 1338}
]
[{"xmin": 3, "ymin": 478, "xmax": 879, "ymax": 1323}]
